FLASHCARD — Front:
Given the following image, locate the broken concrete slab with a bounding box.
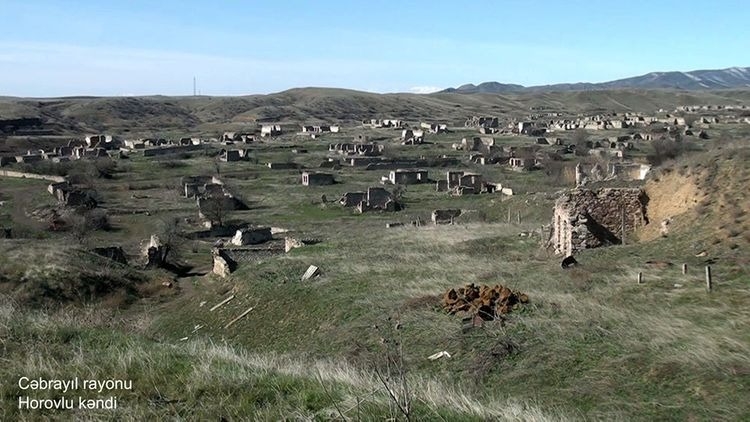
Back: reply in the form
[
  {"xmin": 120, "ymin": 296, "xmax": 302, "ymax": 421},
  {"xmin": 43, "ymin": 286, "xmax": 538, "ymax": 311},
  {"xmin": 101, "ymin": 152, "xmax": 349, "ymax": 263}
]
[
  {"xmin": 231, "ymin": 227, "xmax": 272, "ymax": 246},
  {"xmin": 301, "ymin": 265, "xmax": 321, "ymax": 281}
]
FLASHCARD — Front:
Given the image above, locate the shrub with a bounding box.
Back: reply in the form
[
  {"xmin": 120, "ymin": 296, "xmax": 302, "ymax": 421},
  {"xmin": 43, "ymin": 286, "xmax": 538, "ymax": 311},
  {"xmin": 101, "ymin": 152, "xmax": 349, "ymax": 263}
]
[{"xmin": 647, "ymin": 139, "xmax": 684, "ymax": 166}]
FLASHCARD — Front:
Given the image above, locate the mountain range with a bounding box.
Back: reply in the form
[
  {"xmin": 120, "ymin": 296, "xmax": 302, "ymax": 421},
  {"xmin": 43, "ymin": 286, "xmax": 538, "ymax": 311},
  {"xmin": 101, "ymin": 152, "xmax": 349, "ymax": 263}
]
[{"xmin": 441, "ymin": 66, "xmax": 750, "ymax": 93}]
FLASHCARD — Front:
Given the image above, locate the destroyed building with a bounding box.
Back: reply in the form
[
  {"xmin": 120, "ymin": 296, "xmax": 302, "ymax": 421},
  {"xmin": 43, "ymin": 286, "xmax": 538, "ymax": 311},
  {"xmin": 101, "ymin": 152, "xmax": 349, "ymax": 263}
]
[
  {"xmin": 575, "ymin": 162, "xmax": 651, "ymax": 186},
  {"xmin": 552, "ymin": 188, "xmax": 648, "ymax": 256},
  {"xmin": 220, "ymin": 149, "xmax": 251, "ymax": 162},
  {"xmin": 339, "ymin": 187, "xmax": 400, "ymax": 212},
  {"xmin": 388, "ymin": 169, "xmax": 429, "ymax": 185},
  {"xmin": 261, "ymin": 124, "xmax": 282, "ymax": 137},
  {"xmin": 301, "ymin": 171, "xmax": 335, "ymax": 186}
]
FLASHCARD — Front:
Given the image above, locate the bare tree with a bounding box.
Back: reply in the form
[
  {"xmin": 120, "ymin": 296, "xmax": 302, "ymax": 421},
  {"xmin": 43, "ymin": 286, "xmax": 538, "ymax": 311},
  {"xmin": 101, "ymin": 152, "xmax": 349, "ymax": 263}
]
[
  {"xmin": 572, "ymin": 129, "xmax": 590, "ymax": 157},
  {"xmin": 200, "ymin": 196, "xmax": 232, "ymax": 227},
  {"xmin": 64, "ymin": 209, "xmax": 110, "ymax": 245},
  {"xmin": 155, "ymin": 216, "xmax": 184, "ymax": 263},
  {"xmin": 373, "ymin": 320, "xmax": 412, "ymax": 421}
]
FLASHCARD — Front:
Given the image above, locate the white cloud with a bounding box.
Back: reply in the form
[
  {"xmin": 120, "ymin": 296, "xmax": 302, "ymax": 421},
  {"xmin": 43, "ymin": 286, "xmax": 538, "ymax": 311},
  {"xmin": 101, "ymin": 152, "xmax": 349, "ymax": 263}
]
[{"xmin": 408, "ymin": 86, "xmax": 442, "ymax": 94}]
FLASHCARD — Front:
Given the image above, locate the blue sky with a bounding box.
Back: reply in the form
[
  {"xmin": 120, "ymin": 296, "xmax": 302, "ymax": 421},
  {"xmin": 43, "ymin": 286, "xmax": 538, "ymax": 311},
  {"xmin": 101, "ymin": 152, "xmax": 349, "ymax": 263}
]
[{"xmin": 1, "ymin": 0, "xmax": 747, "ymax": 96}]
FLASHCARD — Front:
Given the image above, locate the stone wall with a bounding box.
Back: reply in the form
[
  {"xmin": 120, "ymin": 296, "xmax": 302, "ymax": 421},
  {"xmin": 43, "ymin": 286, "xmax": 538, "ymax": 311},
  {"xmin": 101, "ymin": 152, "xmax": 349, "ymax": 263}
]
[
  {"xmin": 0, "ymin": 170, "xmax": 65, "ymax": 183},
  {"xmin": 553, "ymin": 188, "xmax": 648, "ymax": 256},
  {"xmin": 142, "ymin": 144, "xmax": 203, "ymax": 157}
]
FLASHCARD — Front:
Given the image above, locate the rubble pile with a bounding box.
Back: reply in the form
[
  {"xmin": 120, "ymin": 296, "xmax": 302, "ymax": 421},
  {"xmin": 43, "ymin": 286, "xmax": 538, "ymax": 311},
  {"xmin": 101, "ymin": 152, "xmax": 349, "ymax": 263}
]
[{"xmin": 442, "ymin": 283, "xmax": 529, "ymax": 321}]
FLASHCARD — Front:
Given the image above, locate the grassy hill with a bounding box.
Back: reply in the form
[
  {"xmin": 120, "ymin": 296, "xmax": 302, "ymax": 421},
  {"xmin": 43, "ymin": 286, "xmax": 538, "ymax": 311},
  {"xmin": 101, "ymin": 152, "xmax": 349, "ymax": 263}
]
[{"xmin": 2, "ymin": 88, "xmax": 750, "ymax": 139}]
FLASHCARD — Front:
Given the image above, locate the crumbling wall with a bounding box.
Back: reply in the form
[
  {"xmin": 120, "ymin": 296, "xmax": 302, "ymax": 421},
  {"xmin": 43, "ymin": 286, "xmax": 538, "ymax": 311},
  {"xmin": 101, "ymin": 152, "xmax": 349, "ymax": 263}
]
[
  {"xmin": 212, "ymin": 248, "xmax": 237, "ymax": 277},
  {"xmin": 2, "ymin": 170, "xmax": 65, "ymax": 183},
  {"xmin": 553, "ymin": 188, "xmax": 648, "ymax": 256}
]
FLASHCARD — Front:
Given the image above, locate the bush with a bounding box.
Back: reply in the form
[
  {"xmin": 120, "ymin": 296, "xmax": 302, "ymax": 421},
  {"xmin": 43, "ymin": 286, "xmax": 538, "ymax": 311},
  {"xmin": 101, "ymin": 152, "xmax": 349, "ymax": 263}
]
[
  {"xmin": 64, "ymin": 209, "xmax": 111, "ymax": 244},
  {"xmin": 157, "ymin": 160, "xmax": 186, "ymax": 169},
  {"xmin": 647, "ymin": 139, "xmax": 683, "ymax": 166},
  {"xmin": 572, "ymin": 129, "xmax": 590, "ymax": 157},
  {"xmin": 94, "ymin": 159, "xmax": 117, "ymax": 178}
]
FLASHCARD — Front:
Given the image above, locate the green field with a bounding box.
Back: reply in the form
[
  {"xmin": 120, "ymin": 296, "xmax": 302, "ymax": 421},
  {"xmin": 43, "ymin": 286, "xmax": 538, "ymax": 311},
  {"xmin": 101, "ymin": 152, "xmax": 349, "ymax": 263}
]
[{"xmin": 1, "ymin": 93, "xmax": 750, "ymax": 420}]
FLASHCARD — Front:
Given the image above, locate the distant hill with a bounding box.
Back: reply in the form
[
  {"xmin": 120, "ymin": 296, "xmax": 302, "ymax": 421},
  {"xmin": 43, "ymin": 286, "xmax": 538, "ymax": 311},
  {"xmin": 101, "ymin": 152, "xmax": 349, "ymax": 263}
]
[
  {"xmin": 443, "ymin": 82, "xmax": 526, "ymax": 94},
  {"xmin": 442, "ymin": 67, "xmax": 750, "ymax": 93},
  {"xmin": 2, "ymin": 87, "xmax": 750, "ymax": 141}
]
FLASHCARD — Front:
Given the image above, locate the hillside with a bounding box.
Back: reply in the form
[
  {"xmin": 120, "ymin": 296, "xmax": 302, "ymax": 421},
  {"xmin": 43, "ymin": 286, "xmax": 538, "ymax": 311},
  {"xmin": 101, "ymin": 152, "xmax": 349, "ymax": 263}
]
[
  {"xmin": 443, "ymin": 66, "xmax": 750, "ymax": 93},
  {"xmin": 1, "ymin": 89, "xmax": 750, "ymax": 139}
]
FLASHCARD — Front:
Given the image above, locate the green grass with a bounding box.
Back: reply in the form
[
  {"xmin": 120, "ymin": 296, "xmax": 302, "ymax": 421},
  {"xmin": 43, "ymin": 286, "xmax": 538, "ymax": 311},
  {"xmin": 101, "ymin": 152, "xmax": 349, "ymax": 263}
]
[{"xmin": 2, "ymin": 116, "xmax": 750, "ymax": 420}]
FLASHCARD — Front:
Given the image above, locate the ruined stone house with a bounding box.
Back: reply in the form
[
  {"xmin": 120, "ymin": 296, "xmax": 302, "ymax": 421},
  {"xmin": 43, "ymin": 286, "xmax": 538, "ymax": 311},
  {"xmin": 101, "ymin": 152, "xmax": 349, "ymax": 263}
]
[
  {"xmin": 364, "ymin": 119, "xmax": 403, "ymax": 129},
  {"xmin": 181, "ymin": 176, "xmax": 223, "ymax": 198},
  {"xmin": 48, "ymin": 181, "xmax": 97, "ymax": 208},
  {"xmin": 302, "ymin": 125, "xmax": 332, "ymax": 133},
  {"xmin": 220, "ymin": 149, "xmax": 250, "ymax": 162},
  {"xmin": 267, "ymin": 162, "xmax": 299, "ymax": 169},
  {"xmin": 15, "ymin": 154, "xmax": 43, "ymax": 164},
  {"xmin": 455, "ymin": 137, "xmax": 492, "ymax": 151},
  {"xmin": 179, "ymin": 137, "xmax": 201, "ymax": 146},
  {"xmin": 85, "ymin": 134, "xmax": 115, "ymax": 148},
  {"xmin": 420, "ymin": 122, "xmax": 447, "ymax": 134},
  {"xmin": 260, "ymin": 124, "xmax": 282, "ymax": 137},
  {"xmin": 340, "ymin": 187, "xmax": 399, "ymax": 212},
  {"xmin": 552, "ymin": 188, "xmax": 648, "ymax": 256},
  {"xmin": 465, "ymin": 116, "xmax": 499, "ymax": 129},
  {"xmin": 222, "ymin": 132, "xmax": 255, "ymax": 143},
  {"xmin": 388, "ymin": 169, "xmax": 429, "ymax": 185},
  {"xmin": 436, "ymin": 170, "xmax": 496, "ymax": 195},
  {"xmin": 509, "ymin": 157, "xmax": 535, "ymax": 171},
  {"xmin": 458, "ymin": 173, "xmax": 484, "ymax": 191},
  {"xmin": 329, "ymin": 142, "xmax": 383, "ymax": 156},
  {"xmin": 301, "ymin": 171, "xmax": 334, "ymax": 186},
  {"xmin": 588, "ymin": 148, "xmax": 624, "ymax": 159},
  {"xmin": 401, "ymin": 129, "xmax": 424, "ymax": 143}
]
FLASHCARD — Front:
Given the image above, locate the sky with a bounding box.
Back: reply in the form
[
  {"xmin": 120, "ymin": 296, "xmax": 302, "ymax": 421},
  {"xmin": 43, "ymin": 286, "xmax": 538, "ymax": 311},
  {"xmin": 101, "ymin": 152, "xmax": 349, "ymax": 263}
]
[{"xmin": 1, "ymin": 0, "xmax": 748, "ymax": 97}]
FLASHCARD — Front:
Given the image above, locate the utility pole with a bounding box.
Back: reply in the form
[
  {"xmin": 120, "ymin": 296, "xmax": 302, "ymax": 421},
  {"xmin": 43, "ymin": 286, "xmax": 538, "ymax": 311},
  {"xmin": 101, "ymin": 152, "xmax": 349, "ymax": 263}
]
[{"xmin": 193, "ymin": 76, "xmax": 197, "ymax": 96}]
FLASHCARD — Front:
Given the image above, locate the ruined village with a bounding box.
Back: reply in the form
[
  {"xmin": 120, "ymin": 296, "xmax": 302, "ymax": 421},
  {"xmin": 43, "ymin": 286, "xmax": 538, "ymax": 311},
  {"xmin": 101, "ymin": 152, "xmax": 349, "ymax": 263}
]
[
  {"xmin": 2, "ymin": 102, "xmax": 745, "ymax": 274},
  {"xmin": 2, "ymin": 89, "xmax": 750, "ymax": 420}
]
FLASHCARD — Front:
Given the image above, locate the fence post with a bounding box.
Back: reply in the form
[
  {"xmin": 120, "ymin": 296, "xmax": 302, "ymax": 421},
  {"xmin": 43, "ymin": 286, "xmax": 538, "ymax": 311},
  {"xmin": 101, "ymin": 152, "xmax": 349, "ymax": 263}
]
[
  {"xmin": 682, "ymin": 263, "xmax": 687, "ymax": 275},
  {"xmin": 637, "ymin": 272, "xmax": 643, "ymax": 284},
  {"xmin": 705, "ymin": 266, "xmax": 712, "ymax": 292}
]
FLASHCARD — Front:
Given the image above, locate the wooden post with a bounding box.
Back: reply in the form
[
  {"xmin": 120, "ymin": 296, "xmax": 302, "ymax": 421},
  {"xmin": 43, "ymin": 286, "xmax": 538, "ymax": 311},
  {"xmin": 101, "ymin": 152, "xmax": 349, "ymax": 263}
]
[
  {"xmin": 705, "ymin": 266, "xmax": 712, "ymax": 292},
  {"xmin": 682, "ymin": 263, "xmax": 687, "ymax": 275},
  {"xmin": 621, "ymin": 208, "xmax": 626, "ymax": 246},
  {"xmin": 225, "ymin": 307, "xmax": 254, "ymax": 329},
  {"xmin": 637, "ymin": 272, "xmax": 643, "ymax": 284},
  {"xmin": 210, "ymin": 295, "xmax": 235, "ymax": 312}
]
